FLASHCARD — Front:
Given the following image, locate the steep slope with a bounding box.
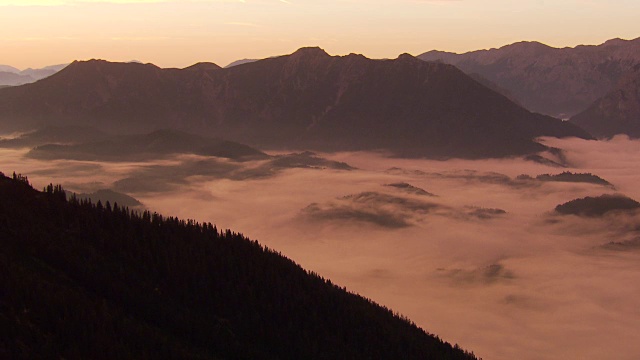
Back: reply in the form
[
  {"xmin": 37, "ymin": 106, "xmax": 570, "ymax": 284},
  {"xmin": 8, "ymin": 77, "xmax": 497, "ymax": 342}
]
[
  {"xmin": 570, "ymin": 64, "xmax": 640, "ymax": 138},
  {"xmin": 0, "ymin": 172, "xmax": 477, "ymax": 360},
  {"xmin": 0, "ymin": 49, "xmax": 589, "ymax": 158},
  {"xmin": 419, "ymin": 37, "xmax": 640, "ymax": 118}
]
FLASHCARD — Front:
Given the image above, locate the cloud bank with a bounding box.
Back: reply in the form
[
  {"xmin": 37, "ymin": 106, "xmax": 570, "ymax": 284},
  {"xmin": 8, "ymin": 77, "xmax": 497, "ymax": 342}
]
[{"xmin": 2, "ymin": 136, "xmax": 640, "ymax": 360}]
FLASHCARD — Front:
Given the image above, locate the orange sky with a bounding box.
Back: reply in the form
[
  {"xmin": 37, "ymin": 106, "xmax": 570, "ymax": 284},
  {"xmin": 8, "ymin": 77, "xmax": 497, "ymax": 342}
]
[{"xmin": 1, "ymin": 0, "xmax": 639, "ymax": 69}]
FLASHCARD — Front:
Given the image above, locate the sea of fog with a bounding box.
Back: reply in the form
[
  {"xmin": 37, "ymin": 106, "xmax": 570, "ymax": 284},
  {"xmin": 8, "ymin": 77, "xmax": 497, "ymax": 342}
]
[{"xmin": 2, "ymin": 136, "xmax": 640, "ymax": 360}]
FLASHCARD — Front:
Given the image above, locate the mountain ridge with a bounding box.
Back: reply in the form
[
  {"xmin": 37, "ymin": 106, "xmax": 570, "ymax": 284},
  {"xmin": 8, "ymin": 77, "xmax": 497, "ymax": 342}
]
[
  {"xmin": 0, "ymin": 48, "xmax": 590, "ymax": 159},
  {"xmin": 0, "ymin": 63, "xmax": 69, "ymax": 86},
  {"xmin": 570, "ymin": 64, "xmax": 640, "ymax": 138},
  {"xmin": 419, "ymin": 37, "xmax": 640, "ymax": 118}
]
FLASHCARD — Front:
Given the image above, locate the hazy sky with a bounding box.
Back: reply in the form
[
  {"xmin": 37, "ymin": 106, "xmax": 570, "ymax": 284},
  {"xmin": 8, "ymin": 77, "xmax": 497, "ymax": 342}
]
[{"xmin": 2, "ymin": 0, "xmax": 639, "ymax": 70}]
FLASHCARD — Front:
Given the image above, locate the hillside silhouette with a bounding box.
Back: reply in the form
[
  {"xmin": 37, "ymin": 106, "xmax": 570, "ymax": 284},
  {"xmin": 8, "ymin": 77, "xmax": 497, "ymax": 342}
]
[
  {"xmin": 555, "ymin": 194, "xmax": 640, "ymax": 217},
  {"xmin": 0, "ymin": 171, "xmax": 477, "ymax": 360}
]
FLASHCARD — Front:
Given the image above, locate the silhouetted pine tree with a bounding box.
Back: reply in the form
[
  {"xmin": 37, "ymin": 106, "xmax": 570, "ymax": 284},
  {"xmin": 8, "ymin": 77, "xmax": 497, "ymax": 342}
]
[{"xmin": 0, "ymin": 172, "xmax": 478, "ymax": 360}]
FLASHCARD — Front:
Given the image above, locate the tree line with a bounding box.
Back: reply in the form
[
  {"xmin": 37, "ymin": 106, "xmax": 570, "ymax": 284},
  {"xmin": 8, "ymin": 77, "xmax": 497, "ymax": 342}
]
[{"xmin": 0, "ymin": 172, "xmax": 478, "ymax": 359}]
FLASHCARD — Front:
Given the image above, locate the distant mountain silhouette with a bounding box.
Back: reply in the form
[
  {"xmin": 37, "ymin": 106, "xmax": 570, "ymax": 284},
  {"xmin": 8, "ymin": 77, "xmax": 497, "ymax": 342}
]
[
  {"xmin": 517, "ymin": 171, "xmax": 613, "ymax": 187},
  {"xmin": 0, "ymin": 65, "xmax": 20, "ymax": 73},
  {"xmin": 602, "ymin": 237, "xmax": 640, "ymax": 251},
  {"xmin": 555, "ymin": 194, "xmax": 640, "ymax": 217},
  {"xmin": 183, "ymin": 62, "xmax": 223, "ymax": 71},
  {"xmin": 224, "ymin": 58, "xmax": 259, "ymax": 68},
  {"xmin": 268, "ymin": 151, "xmax": 354, "ymax": 170},
  {"xmin": 110, "ymin": 150, "xmax": 354, "ymax": 193},
  {"xmin": 419, "ymin": 37, "xmax": 640, "ymax": 118},
  {"xmin": 27, "ymin": 129, "xmax": 268, "ymax": 161},
  {"xmin": 0, "ymin": 71, "xmax": 35, "ymax": 86},
  {"xmin": 0, "ymin": 49, "xmax": 589, "ymax": 158},
  {"xmin": 0, "ymin": 125, "xmax": 110, "ymax": 148},
  {"xmin": 0, "ymin": 172, "xmax": 478, "ymax": 359},
  {"xmin": 0, "ymin": 63, "xmax": 68, "ymax": 86},
  {"xmin": 67, "ymin": 188, "xmax": 143, "ymax": 209},
  {"xmin": 570, "ymin": 64, "xmax": 640, "ymax": 138},
  {"xmin": 385, "ymin": 182, "xmax": 436, "ymax": 196}
]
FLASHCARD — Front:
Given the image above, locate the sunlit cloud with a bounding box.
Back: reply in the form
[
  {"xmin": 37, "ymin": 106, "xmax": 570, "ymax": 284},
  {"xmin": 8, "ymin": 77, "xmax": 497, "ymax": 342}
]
[
  {"xmin": 3, "ymin": 136, "xmax": 640, "ymax": 360},
  {"xmin": 2, "ymin": 129, "xmax": 640, "ymax": 360}
]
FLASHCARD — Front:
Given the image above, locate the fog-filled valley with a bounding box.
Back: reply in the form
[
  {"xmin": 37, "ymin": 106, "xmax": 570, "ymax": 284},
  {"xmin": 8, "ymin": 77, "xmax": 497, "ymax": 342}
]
[
  {"xmin": 2, "ymin": 131, "xmax": 640, "ymax": 360},
  {"xmin": 3, "ymin": 0, "xmax": 640, "ymax": 355}
]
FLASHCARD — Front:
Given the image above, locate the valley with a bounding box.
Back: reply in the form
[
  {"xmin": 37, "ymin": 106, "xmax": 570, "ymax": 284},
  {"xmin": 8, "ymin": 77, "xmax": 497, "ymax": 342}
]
[
  {"xmin": 2, "ymin": 134, "xmax": 640, "ymax": 360},
  {"xmin": 2, "ymin": 11, "xmax": 640, "ymax": 355}
]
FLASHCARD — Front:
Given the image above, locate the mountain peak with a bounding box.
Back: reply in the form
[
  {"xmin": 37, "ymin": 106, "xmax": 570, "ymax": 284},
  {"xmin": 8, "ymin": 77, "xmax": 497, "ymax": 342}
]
[
  {"xmin": 397, "ymin": 53, "xmax": 414, "ymax": 59},
  {"xmin": 602, "ymin": 37, "xmax": 630, "ymax": 47},
  {"xmin": 501, "ymin": 40, "xmax": 552, "ymax": 52},
  {"xmin": 0, "ymin": 65, "xmax": 21, "ymax": 74},
  {"xmin": 183, "ymin": 62, "xmax": 222, "ymax": 71},
  {"xmin": 61, "ymin": 59, "xmax": 162, "ymax": 74},
  {"xmin": 394, "ymin": 53, "xmax": 426, "ymax": 67},
  {"xmin": 396, "ymin": 53, "xmax": 420, "ymax": 61},
  {"xmin": 344, "ymin": 52, "xmax": 368, "ymax": 60},
  {"xmin": 58, "ymin": 59, "xmax": 101, "ymax": 73},
  {"xmin": 65, "ymin": 59, "xmax": 112, "ymax": 70},
  {"xmin": 290, "ymin": 46, "xmax": 330, "ymax": 58},
  {"xmin": 421, "ymin": 50, "xmax": 457, "ymax": 56}
]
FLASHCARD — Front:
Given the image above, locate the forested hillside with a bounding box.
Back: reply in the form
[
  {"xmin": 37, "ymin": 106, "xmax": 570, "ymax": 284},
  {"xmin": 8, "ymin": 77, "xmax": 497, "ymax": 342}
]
[{"xmin": 0, "ymin": 172, "xmax": 477, "ymax": 360}]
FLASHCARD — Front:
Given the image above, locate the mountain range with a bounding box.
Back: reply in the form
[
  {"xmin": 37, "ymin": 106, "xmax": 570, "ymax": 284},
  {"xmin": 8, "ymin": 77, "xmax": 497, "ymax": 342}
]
[
  {"xmin": 0, "ymin": 63, "xmax": 68, "ymax": 86},
  {"xmin": 419, "ymin": 37, "xmax": 640, "ymax": 120},
  {"xmin": 0, "ymin": 47, "xmax": 589, "ymax": 159},
  {"xmin": 571, "ymin": 64, "xmax": 640, "ymax": 138}
]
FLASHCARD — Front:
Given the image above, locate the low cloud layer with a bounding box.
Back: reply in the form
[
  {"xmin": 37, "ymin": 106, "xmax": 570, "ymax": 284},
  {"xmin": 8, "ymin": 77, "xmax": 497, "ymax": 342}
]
[
  {"xmin": 301, "ymin": 191, "xmax": 446, "ymax": 228},
  {"xmin": 2, "ymin": 136, "xmax": 640, "ymax": 360},
  {"xmin": 301, "ymin": 191, "xmax": 506, "ymax": 228}
]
